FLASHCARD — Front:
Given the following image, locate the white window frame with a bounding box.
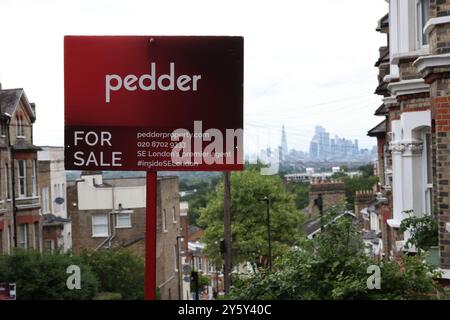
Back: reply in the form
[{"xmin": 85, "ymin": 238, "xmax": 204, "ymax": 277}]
[
  {"xmin": 162, "ymin": 209, "xmax": 167, "ymax": 232},
  {"xmin": 116, "ymin": 210, "xmax": 132, "ymax": 228},
  {"xmin": 422, "ymin": 130, "xmax": 433, "ymax": 215},
  {"xmin": 17, "ymin": 160, "xmax": 26, "ymax": 198},
  {"xmin": 62, "ymin": 183, "xmax": 66, "ymax": 212},
  {"xmin": 5, "ymin": 226, "xmax": 11, "ymax": 254},
  {"xmin": 198, "ymin": 256, "xmax": 203, "ymax": 272},
  {"xmin": 16, "ymin": 115, "xmax": 24, "ymax": 137},
  {"xmin": 31, "ymin": 160, "xmax": 37, "ymax": 196},
  {"xmin": 416, "ymin": 0, "xmax": 430, "ymax": 48},
  {"xmin": 42, "ymin": 187, "xmax": 49, "ymax": 213},
  {"xmin": 173, "ymin": 245, "xmax": 178, "ymax": 272},
  {"xmin": 172, "ymin": 206, "xmax": 177, "ymax": 223},
  {"xmin": 18, "ymin": 224, "xmax": 28, "ymax": 249},
  {"xmin": 54, "ymin": 184, "xmax": 59, "ymax": 212},
  {"xmin": 5, "ymin": 164, "xmax": 9, "ymax": 200},
  {"xmin": 92, "ymin": 213, "xmax": 109, "ymax": 237}
]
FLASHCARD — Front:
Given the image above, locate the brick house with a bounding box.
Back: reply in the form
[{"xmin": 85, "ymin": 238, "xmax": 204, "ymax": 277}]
[
  {"xmin": 306, "ymin": 179, "xmax": 346, "ymax": 220},
  {"xmin": 67, "ymin": 171, "xmax": 181, "ymax": 299},
  {"xmin": 0, "ymin": 84, "xmax": 41, "ymax": 253},
  {"xmin": 367, "ymin": 0, "xmax": 450, "ymax": 278},
  {"xmin": 38, "ymin": 146, "xmax": 71, "ymax": 252}
]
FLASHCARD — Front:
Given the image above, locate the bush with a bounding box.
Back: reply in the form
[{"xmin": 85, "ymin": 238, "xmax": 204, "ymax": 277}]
[
  {"xmin": 230, "ymin": 208, "xmax": 443, "ymax": 300},
  {"xmin": 94, "ymin": 292, "xmax": 122, "ymax": 300},
  {"xmin": 81, "ymin": 248, "xmax": 145, "ymax": 300},
  {"xmin": 0, "ymin": 249, "xmax": 98, "ymax": 300},
  {"xmin": 400, "ymin": 211, "xmax": 439, "ymax": 252}
]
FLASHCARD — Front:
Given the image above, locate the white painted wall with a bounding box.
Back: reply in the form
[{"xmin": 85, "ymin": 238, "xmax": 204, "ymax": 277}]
[
  {"xmin": 38, "ymin": 147, "xmax": 71, "ymax": 252},
  {"xmin": 389, "ymin": 111, "xmax": 432, "ymax": 246},
  {"xmin": 77, "ymin": 174, "xmax": 146, "ymax": 211}
]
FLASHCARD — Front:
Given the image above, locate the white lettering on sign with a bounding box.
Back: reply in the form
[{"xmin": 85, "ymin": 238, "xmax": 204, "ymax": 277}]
[
  {"xmin": 73, "ymin": 131, "xmax": 122, "ymax": 167},
  {"xmin": 105, "ymin": 62, "xmax": 202, "ymax": 103}
]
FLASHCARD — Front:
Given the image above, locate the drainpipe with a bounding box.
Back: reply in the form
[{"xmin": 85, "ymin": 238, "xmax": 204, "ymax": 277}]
[
  {"xmin": 95, "ymin": 185, "xmax": 117, "ymax": 250},
  {"xmin": 108, "ymin": 185, "xmax": 117, "ymax": 248}
]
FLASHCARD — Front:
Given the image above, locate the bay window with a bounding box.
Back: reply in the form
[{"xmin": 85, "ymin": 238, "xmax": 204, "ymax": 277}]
[
  {"xmin": 417, "ymin": 0, "xmax": 430, "ymax": 47},
  {"xmin": 17, "ymin": 160, "xmax": 26, "ymax": 197},
  {"xmin": 32, "ymin": 160, "xmax": 37, "ymax": 196}
]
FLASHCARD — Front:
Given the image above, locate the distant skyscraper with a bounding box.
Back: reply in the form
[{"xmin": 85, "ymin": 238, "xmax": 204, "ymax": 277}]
[
  {"xmin": 309, "ymin": 126, "xmax": 361, "ymax": 161},
  {"xmin": 280, "ymin": 125, "xmax": 288, "ymax": 161}
]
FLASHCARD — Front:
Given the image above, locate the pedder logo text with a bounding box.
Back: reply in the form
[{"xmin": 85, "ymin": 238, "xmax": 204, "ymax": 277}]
[{"xmin": 105, "ymin": 62, "xmax": 202, "ymax": 103}]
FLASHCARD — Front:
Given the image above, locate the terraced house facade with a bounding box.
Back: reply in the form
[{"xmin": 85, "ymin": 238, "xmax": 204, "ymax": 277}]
[
  {"xmin": 368, "ymin": 0, "xmax": 450, "ymax": 278},
  {"xmin": 0, "ymin": 84, "xmax": 41, "ymax": 253}
]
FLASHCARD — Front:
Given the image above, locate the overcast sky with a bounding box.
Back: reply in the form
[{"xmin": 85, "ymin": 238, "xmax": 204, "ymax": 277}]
[{"xmin": 0, "ymin": 0, "xmax": 387, "ymax": 154}]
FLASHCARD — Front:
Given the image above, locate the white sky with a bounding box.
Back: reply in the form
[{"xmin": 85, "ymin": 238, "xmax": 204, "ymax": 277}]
[{"xmin": 0, "ymin": 0, "xmax": 388, "ymax": 154}]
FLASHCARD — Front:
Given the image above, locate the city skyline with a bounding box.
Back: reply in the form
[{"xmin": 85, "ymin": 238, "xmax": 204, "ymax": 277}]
[{"xmin": 246, "ymin": 123, "xmax": 376, "ymax": 163}]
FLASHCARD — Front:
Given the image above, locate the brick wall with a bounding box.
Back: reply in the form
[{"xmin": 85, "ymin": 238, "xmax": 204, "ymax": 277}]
[
  {"xmin": 308, "ymin": 180, "xmax": 346, "ymax": 219},
  {"xmin": 433, "ymin": 93, "xmax": 450, "ymax": 268},
  {"xmin": 69, "ymin": 175, "xmax": 181, "ymax": 299},
  {"xmin": 423, "ymin": 3, "xmax": 450, "ymax": 268}
]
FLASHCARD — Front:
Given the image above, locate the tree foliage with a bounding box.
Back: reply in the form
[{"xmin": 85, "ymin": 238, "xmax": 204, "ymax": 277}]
[
  {"xmin": 230, "ymin": 207, "xmax": 443, "ymax": 300},
  {"xmin": 0, "ymin": 249, "xmax": 98, "ymax": 300},
  {"xmin": 198, "ymin": 165, "xmax": 303, "ymax": 269},
  {"xmin": 180, "ymin": 175, "xmax": 220, "ymax": 226},
  {"xmin": 0, "ymin": 248, "xmax": 145, "ymax": 300},
  {"xmin": 81, "ymin": 248, "xmax": 145, "ymax": 299},
  {"xmin": 400, "ymin": 211, "xmax": 439, "ymax": 252},
  {"xmin": 284, "ymin": 182, "xmax": 309, "ymax": 210}
]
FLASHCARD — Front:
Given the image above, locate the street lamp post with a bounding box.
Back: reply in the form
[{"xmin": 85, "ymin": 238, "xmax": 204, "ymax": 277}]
[
  {"xmin": 176, "ymin": 235, "xmax": 184, "ymax": 300},
  {"xmin": 260, "ymin": 196, "xmax": 272, "ymax": 271}
]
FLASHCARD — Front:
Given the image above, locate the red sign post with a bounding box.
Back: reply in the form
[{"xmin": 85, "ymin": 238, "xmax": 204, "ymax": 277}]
[{"xmin": 64, "ymin": 36, "xmax": 243, "ymax": 299}]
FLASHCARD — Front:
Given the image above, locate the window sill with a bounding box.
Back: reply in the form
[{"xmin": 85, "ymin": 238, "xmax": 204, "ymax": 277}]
[
  {"xmin": 115, "ymin": 225, "xmax": 132, "ymax": 229},
  {"xmin": 92, "ymin": 235, "xmax": 109, "ymax": 238},
  {"xmin": 16, "ymin": 196, "xmax": 40, "ymax": 200}
]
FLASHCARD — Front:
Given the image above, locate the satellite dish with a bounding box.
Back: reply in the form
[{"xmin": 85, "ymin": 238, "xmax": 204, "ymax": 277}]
[{"xmin": 55, "ymin": 197, "xmax": 65, "ymax": 205}]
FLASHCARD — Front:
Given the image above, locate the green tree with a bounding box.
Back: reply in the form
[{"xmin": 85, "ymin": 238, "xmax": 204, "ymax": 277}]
[
  {"xmin": 0, "ymin": 249, "xmax": 98, "ymax": 300},
  {"xmin": 400, "ymin": 210, "xmax": 439, "ymax": 252},
  {"xmin": 230, "ymin": 207, "xmax": 443, "ymax": 300},
  {"xmin": 358, "ymin": 164, "xmax": 375, "ymax": 177},
  {"xmin": 81, "ymin": 248, "xmax": 145, "ymax": 299},
  {"xmin": 284, "ymin": 182, "xmax": 309, "ymax": 210},
  {"xmin": 180, "ymin": 175, "xmax": 220, "ymax": 226},
  {"xmin": 198, "ymin": 165, "xmax": 303, "ymax": 270}
]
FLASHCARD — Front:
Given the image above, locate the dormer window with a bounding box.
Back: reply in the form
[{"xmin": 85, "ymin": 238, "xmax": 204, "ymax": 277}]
[{"xmin": 16, "ymin": 115, "xmax": 25, "ymax": 137}]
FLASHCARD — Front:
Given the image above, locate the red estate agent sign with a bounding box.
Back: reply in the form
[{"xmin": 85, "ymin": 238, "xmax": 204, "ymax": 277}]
[
  {"xmin": 65, "ymin": 36, "xmax": 243, "ymax": 171},
  {"xmin": 64, "ymin": 36, "xmax": 244, "ymax": 300}
]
